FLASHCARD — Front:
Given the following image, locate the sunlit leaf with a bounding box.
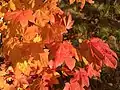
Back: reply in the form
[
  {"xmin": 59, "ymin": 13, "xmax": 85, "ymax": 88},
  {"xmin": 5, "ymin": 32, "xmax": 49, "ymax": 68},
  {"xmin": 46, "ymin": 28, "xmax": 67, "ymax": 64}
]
[{"xmin": 4, "ymin": 10, "xmax": 34, "ymax": 27}]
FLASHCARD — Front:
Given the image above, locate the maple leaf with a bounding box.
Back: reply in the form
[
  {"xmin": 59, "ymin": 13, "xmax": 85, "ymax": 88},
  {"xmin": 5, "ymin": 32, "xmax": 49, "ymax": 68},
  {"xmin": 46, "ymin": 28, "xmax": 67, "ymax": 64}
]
[
  {"xmin": 42, "ymin": 71, "xmax": 60, "ymax": 86},
  {"xmin": 80, "ymin": 37, "xmax": 118, "ymax": 70},
  {"xmin": 63, "ymin": 12, "xmax": 74, "ymax": 29},
  {"xmin": 64, "ymin": 68, "xmax": 89, "ymax": 90},
  {"xmin": 33, "ymin": 9, "xmax": 49, "ymax": 27},
  {"xmin": 30, "ymin": 68, "xmax": 59, "ymax": 90},
  {"xmin": 48, "ymin": 41, "xmax": 76, "ymax": 70},
  {"xmin": 4, "ymin": 10, "xmax": 34, "ymax": 27},
  {"xmin": 13, "ymin": 68, "xmax": 29, "ymax": 89},
  {"xmin": 72, "ymin": 68, "xmax": 89, "ymax": 87},
  {"xmin": 69, "ymin": 0, "xmax": 94, "ymax": 9},
  {"xmin": 3, "ymin": 37, "xmax": 20, "ymax": 56},
  {"xmin": 56, "ymin": 41, "xmax": 76, "ymax": 70},
  {"xmin": 8, "ymin": 0, "xmax": 16, "ymax": 11},
  {"xmin": 49, "ymin": 13, "xmax": 55, "ymax": 24},
  {"xmin": 64, "ymin": 81, "xmax": 81, "ymax": 90},
  {"xmin": 22, "ymin": 25, "xmax": 38, "ymax": 42},
  {"xmin": 33, "ymin": 0, "xmax": 63, "ymax": 27},
  {"xmin": 64, "ymin": 57, "xmax": 76, "ymax": 71},
  {"xmin": 28, "ymin": 0, "xmax": 44, "ymax": 8},
  {"xmin": 85, "ymin": 63, "xmax": 100, "ymax": 78},
  {"xmin": 16, "ymin": 60, "xmax": 31, "ymax": 76},
  {"xmin": 41, "ymin": 24, "xmax": 66, "ymax": 44},
  {"xmin": 7, "ymin": 42, "xmax": 48, "ymax": 70}
]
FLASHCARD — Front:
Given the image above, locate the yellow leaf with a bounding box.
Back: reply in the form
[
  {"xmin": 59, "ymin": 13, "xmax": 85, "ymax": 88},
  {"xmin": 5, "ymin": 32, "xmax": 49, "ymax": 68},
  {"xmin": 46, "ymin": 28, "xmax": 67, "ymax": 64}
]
[
  {"xmin": 33, "ymin": 34, "xmax": 42, "ymax": 43},
  {"xmin": 0, "ymin": 71, "xmax": 7, "ymax": 76},
  {"xmin": 16, "ymin": 60, "xmax": 31, "ymax": 76},
  {"xmin": 82, "ymin": 56, "xmax": 88, "ymax": 65},
  {"xmin": 9, "ymin": 0, "xmax": 16, "ymax": 11}
]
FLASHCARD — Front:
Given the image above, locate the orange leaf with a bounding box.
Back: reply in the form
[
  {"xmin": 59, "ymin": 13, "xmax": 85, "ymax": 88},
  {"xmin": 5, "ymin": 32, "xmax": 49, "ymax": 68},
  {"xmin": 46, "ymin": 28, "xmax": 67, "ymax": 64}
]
[
  {"xmin": 69, "ymin": 0, "xmax": 94, "ymax": 9},
  {"xmin": 23, "ymin": 25, "xmax": 38, "ymax": 42},
  {"xmin": 4, "ymin": 10, "xmax": 34, "ymax": 27},
  {"xmin": 34, "ymin": 9, "xmax": 49, "ymax": 27},
  {"xmin": 63, "ymin": 13, "xmax": 74, "ymax": 29},
  {"xmin": 65, "ymin": 57, "xmax": 75, "ymax": 70},
  {"xmin": 48, "ymin": 41, "xmax": 77, "ymax": 70},
  {"xmin": 41, "ymin": 24, "xmax": 66, "ymax": 44}
]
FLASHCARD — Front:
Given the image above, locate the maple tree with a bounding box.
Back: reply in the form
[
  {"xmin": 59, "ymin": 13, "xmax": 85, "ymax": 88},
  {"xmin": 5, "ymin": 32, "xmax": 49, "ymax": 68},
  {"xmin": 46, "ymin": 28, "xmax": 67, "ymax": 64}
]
[{"xmin": 0, "ymin": 0, "xmax": 118, "ymax": 90}]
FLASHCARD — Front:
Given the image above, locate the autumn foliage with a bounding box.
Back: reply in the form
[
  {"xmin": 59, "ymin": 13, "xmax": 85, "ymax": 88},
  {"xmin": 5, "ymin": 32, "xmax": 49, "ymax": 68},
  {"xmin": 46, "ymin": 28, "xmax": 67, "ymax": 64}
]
[{"xmin": 0, "ymin": 0, "xmax": 118, "ymax": 90}]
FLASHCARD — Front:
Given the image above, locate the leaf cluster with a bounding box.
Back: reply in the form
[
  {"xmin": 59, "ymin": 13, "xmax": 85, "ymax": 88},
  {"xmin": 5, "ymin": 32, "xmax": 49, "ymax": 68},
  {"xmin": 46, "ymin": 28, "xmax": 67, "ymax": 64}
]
[{"xmin": 0, "ymin": 0, "xmax": 119, "ymax": 90}]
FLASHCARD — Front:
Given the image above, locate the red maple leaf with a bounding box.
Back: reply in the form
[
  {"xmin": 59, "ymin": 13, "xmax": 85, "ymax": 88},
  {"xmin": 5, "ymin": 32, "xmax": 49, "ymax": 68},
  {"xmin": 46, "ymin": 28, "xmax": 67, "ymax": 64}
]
[
  {"xmin": 72, "ymin": 68, "xmax": 89, "ymax": 87},
  {"xmin": 64, "ymin": 81, "xmax": 81, "ymax": 90},
  {"xmin": 85, "ymin": 63, "xmax": 100, "ymax": 78},
  {"xmin": 48, "ymin": 41, "xmax": 76, "ymax": 70},
  {"xmin": 64, "ymin": 83, "xmax": 71, "ymax": 90},
  {"xmin": 80, "ymin": 37, "xmax": 118, "ymax": 70},
  {"xmin": 64, "ymin": 68, "xmax": 89, "ymax": 90}
]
